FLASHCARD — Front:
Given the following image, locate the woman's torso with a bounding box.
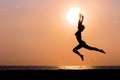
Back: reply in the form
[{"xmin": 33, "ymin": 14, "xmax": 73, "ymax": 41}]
[{"xmin": 75, "ymin": 30, "xmax": 83, "ymax": 43}]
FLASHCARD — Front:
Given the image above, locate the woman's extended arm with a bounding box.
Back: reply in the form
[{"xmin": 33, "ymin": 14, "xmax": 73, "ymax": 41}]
[
  {"xmin": 78, "ymin": 13, "xmax": 84, "ymax": 26},
  {"xmin": 81, "ymin": 14, "xmax": 84, "ymax": 24}
]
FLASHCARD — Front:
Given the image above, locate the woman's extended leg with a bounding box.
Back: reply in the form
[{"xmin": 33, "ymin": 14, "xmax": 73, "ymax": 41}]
[
  {"xmin": 73, "ymin": 44, "xmax": 84, "ymax": 61},
  {"xmin": 83, "ymin": 42, "xmax": 105, "ymax": 54}
]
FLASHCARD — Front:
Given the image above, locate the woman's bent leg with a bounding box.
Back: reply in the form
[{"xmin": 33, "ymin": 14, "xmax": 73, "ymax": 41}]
[{"xmin": 73, "ymin": 44, "xmax": 84, "ymax": 61}]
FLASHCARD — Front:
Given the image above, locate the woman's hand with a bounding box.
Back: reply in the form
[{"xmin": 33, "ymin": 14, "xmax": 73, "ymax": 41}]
[
  {"xmin": 79, "ymin": 13, "xmax": 82, "ymax": 19},
  {"xmin": 82, "ymin": 14, "xmax": 84, "ymax": 19},
  {"xmin": 79, "ymin": 13, "xmax": 84, "ymax": 19}
]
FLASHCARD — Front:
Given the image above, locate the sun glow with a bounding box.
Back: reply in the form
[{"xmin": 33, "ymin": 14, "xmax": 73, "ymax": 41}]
[{"xmin": 66, "ymin": 7, "xmax": 81, "ymax": 25}]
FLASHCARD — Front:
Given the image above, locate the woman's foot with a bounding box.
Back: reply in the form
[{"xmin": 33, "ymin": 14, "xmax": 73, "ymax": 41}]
[
  {"xmin": 100, "ymin": 49, "xmax": 106, "ymax": 54},
  {"xmin": 80, "ymin": 54, "xmax": 84, "ymax": 61}
]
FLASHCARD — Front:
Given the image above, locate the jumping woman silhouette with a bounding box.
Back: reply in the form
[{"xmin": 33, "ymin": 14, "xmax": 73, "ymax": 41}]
[{"xmin": 73, "ymin": 13, "xmax": 105, "ymax": 61}]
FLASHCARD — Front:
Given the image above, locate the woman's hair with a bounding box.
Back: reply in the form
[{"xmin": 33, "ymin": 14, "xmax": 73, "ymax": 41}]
[{"xmin": 79, "ymin": 25, "xmax": 85, "ymax": 31}]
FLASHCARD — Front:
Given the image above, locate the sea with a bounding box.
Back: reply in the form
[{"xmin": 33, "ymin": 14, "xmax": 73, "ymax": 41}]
[
  {"xmin": 0, "ymin": 66, "xmax": 120, "ymax": 70},
  {"xmin": 0, "ymin": 66, "xmax": 120, "ymax": 79}
]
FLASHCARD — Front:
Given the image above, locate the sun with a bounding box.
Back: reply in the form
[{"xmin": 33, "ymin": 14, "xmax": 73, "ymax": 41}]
[{"xmin": 66, "ymin": 7, "xmax": 81, "ymax": 25}]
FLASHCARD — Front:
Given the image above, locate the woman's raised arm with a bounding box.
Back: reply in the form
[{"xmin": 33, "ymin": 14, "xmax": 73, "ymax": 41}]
[{"xmin": 78, "ymin": 13, "xmax": 84, "ymax": 25}]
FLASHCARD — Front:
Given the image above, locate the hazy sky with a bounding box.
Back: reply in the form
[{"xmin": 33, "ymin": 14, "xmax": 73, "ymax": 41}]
[{"xmin": 0, "ymin": 0, "xmax": 120, "ymax": 66}]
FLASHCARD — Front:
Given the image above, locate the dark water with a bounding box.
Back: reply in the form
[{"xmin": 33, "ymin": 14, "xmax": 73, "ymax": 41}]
[{"xmin": 0, "ymin": 66, "xmax": 120, "ymax": 70}]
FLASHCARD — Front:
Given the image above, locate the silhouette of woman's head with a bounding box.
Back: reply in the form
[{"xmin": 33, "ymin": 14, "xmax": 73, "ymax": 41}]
[{"xmin": 79, "ymin": 25, "xmax": 85, "ymax": 32}]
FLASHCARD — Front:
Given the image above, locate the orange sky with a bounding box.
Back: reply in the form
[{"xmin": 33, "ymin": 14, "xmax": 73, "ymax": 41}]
[{"xmin": 0, "ymin": 0, "xmax": 120, "ymax": 66}]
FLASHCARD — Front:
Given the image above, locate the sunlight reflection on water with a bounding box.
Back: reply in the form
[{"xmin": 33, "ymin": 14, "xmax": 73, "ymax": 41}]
[
  {"xmin": 59, "ymin": 66, "xmax": 120, "ymax": 70},
  {"xmin": 59, "ymin": 66, "xmax": 94, "ymax": 70},
  {"xmin": 0, "ymin": 66, "xmax": 120, "ymax": 70}
]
